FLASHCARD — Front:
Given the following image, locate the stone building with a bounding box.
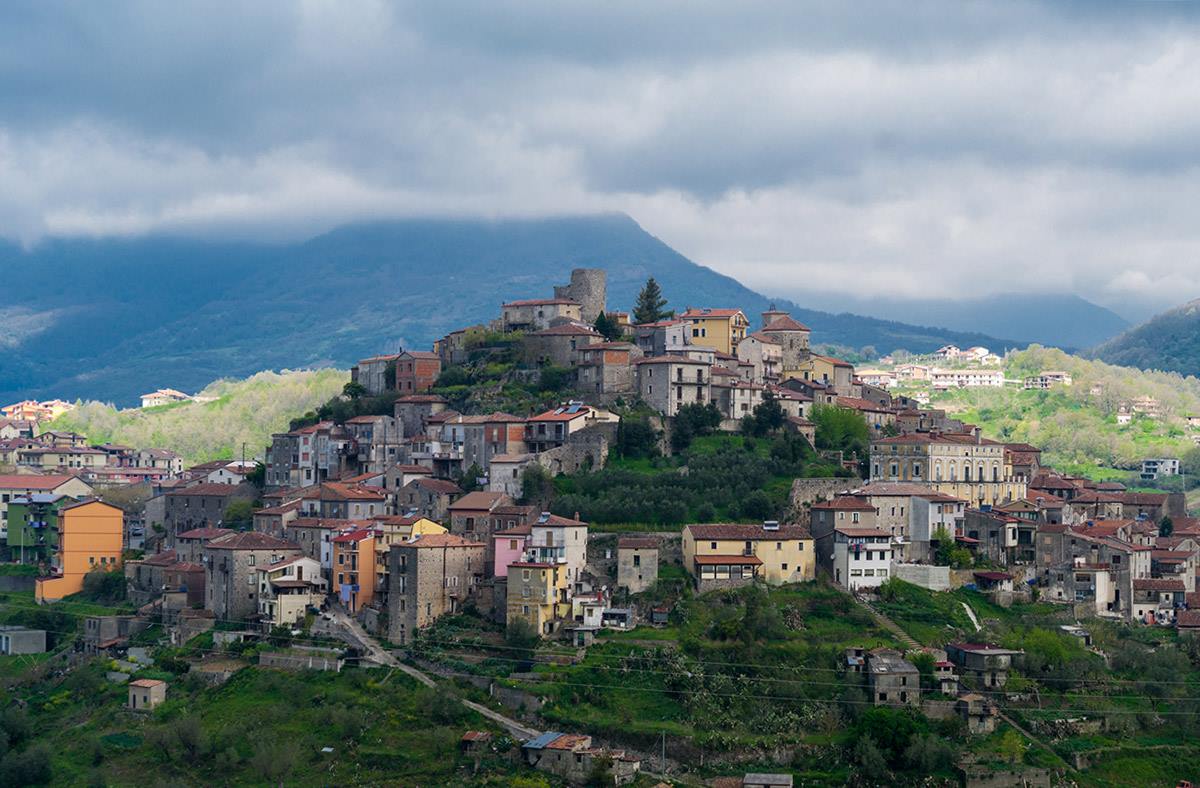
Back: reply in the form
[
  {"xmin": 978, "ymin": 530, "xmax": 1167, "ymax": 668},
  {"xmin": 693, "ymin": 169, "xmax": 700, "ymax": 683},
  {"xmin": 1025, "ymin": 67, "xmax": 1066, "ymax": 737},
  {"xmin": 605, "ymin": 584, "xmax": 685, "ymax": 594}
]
[
  {"xmin": 163, "ymin": 483, "xmax": 255, "ymax": 544},
  {"xmin": 577, "ymin": 342, "xmax": 640, "ymax": 395},
  {"xmin": 523, "ymin": 323, "xmax": 603, "ymax": 368},
  {"xmin": 203, "ymin": 532, "xmax": 301, "ymax": 624},
  {"xmin": 616, "ymin": 537, "xmax": 658, "ymax": 594},
  {"xmin": 632, "ymin": 355, "xmax": 711, "ymax": 417},
  {"xmin": 553, "ymin": 268, "xmax": 607, "ymax": 323},
  {"xmin": 387, "ymin": 533, "xmax": 485, "ymax": 645},
  {"xmin": 393, "ymin": 394, "xmax": 449, "ymax": 439},
  {"xmin": 398, "ymin": 477, "xmax": 463, "ymax": 521}
]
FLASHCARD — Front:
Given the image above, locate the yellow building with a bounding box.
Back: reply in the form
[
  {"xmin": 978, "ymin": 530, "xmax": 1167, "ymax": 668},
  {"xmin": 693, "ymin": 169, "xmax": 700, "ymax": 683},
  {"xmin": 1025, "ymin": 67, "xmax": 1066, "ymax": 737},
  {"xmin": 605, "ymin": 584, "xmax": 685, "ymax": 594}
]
[
  {"xmin": 869, "ymin": 433, "xmax": 1026, "ymax": 508},
  {"xmin": 371, "ymin": 515, "xmax": 447, "ymax": 595},
  {"xmin": 681, "ymin": 522, "xmax": 815, "ymax": 591},
  {"xmin": 35, "ymin": 499, "xmax": 124, "ymax": 602},
  {"xmin": 679, "ymin": 308, "xmax": 750, "ymax": 355},
  {"xmin": 786, "ymin": 353, "xmax": 855, "ymax": 394},
  {"xmin": 507, "ymin": 561, "xmax": 570, "ymax": 635}
]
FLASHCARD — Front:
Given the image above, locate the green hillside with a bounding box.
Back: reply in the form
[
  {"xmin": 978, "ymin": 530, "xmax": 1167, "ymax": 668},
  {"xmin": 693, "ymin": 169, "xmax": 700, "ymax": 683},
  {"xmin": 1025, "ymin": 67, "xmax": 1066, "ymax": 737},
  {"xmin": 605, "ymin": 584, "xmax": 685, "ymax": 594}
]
[
  {"xmin": 1091, "ymin": 298, "xmax": 1200, "ymax": 376},
  {"xmin": 45, "ymin": 369, "xmax": 348, "ymax": 464},
  {"xmin": 926, "ymin": 347, "xmax": 1200, "ymax": 479}
]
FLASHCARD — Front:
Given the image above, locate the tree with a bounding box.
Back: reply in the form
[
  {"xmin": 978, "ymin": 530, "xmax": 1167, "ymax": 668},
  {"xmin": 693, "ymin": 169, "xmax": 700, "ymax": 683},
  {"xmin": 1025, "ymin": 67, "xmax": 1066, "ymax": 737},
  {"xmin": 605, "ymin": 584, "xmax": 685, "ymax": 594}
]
[
  {"xmin": 458, "ymin": 462, "xmax": 485, "ymax": 493},
  {"xmin": 81, "ymin": 568, "xmax": 127, "ymax": 605},
  {"xmin": 1160, "ymin": 516, "xmax": 1175, "ymax": 537},
  {"xmin": 223, "ymin": 499, "xmax": 255, "ymax": 529},
  {"xmin": 997, "ymin": 729, "xmax": 1026, "ymax": 764},
  {"xmin": 671, "ymin": 402, "xmax": 722, "ymax": 452},
  {"xmin": 745, "ymin": 391, "xmax": 786, "ymax": 437},
  {"xmin": 616, "ymin": 417, "xmax": 660, "ymax": 459},
  {"xmin": 520, "ymin": 464, "xmax": 556, "ymax": 507},
  {"xmin": 342, "ymin": 381, "xmax": 368, "ymax": 400},
  {"xmin": 854, "ymin": 736, "xmax": 890, "ymax": 783},
  {"xmin": 633, "ymin": 277, "xmax": 671, "ymax": 324},
  {"xmin": 593, "ymin": 311, "xmax": 622, "ymax": 341}
]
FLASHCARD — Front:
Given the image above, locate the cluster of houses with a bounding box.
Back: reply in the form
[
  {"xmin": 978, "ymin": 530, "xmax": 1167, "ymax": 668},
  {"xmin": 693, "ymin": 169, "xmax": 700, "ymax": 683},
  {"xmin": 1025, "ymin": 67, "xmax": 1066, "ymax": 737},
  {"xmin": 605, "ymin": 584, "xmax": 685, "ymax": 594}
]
[{"xmin": 0, "ymin": 398, "xmax": 75, "ymax": 423}]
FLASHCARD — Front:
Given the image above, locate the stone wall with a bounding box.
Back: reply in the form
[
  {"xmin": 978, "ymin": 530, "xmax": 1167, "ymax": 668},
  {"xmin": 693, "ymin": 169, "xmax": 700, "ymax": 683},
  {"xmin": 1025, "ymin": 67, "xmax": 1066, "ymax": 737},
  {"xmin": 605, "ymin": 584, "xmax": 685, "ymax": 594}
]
[
  {"xmin": 554, "ymin": 268, "xmax": 607, "ymax": 323},
  {"xmin": 788, "ymin": 477, "xmax": 861, "ymax": 517}
]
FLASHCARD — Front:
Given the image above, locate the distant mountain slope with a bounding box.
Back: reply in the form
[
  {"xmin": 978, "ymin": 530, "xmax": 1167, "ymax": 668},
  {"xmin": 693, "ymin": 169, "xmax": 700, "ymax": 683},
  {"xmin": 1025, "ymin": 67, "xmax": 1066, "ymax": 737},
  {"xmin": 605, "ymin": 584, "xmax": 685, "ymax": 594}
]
[
  {"xmin": 793, "ymin": 292, "xmax": 1129, "ymax": 350},
  {"xmin": 0, "ymin": 214, "xmax": 1015, "ymax": 405},
  {"xmin": 1090, "ymin": 299, "xmax": 1200, "ymax": 375}
]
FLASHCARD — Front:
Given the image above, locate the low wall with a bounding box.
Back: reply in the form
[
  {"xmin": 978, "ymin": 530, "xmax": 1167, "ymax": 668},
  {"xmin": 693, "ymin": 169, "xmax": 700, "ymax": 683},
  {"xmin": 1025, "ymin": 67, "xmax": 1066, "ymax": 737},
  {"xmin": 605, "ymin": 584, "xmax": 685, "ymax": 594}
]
[
  {"xmin": 893, "ymin": 563, "xmax": 951, "ymax": 592},
  {"xmin": 0, "ymin": 575, "xmax": 36, "ymax": 593}
]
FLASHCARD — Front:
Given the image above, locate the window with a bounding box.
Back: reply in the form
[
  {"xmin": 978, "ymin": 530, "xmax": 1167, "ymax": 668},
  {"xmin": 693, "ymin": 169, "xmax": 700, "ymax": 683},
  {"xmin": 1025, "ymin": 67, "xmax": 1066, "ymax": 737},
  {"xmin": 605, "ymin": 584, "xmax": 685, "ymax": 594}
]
[
  {"xmin": 248, "ymin": 555, "xmax": 255, "ymax": 566},
  {"xmin": 781, "ymin": 563, "xmax": 788, "ymax": 571},
  {"xmin": 776, "ymin": 541, "xmax": 782, "ymax": 550},
  {"xmin": 710, "ymin": 541, "xmax": 717, "ymax": 550},
  {"xmin": 633, "ymin": 554, "xmax": 641, "ymax": 567}
]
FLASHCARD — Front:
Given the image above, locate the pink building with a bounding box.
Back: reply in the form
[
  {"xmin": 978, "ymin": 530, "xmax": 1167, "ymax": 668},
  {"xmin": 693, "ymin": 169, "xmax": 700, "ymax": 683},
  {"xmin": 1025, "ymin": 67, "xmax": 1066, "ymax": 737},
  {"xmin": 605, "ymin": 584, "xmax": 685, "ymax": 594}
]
[{"xmin": 492, "ymin": 524, "xmax": 530, "ymax": 578}]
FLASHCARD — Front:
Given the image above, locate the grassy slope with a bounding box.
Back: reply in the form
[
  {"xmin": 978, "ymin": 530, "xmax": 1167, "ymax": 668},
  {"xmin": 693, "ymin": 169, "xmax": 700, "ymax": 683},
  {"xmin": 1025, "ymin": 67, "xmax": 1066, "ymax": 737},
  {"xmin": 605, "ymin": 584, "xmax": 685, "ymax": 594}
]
[
  {"xmin": 918, "ymin": 346, "xmax": 1200, "ymax": 475},
  {"xmin": 45, "ymin": 369, "xmax": 348, "ymax": 464}
]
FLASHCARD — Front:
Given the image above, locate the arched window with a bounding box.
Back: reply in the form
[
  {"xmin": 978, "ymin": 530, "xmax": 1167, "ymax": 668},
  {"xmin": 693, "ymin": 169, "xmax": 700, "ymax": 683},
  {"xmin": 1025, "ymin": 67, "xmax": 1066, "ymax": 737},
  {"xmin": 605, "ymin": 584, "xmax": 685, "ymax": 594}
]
[
  {"xmin": 949, "ymin": 463, "xmax": 957, "ymax": 481},
  {"xmin": 934, "ymin": 462, "xmax": 942, "ymax": 481},
  {"xmin": 963, "ymin": 465, "xmax": 972, "ymax": 482}
]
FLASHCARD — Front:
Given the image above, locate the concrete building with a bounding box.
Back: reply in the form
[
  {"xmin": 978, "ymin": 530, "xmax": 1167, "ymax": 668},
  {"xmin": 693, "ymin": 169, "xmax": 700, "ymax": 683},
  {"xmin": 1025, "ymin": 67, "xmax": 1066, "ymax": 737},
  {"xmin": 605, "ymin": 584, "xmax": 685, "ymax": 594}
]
[
  {"xmin": 387, "ymin": 533, "xmax": 485, "ymax": 645},
  {"xmin": 332, "ymin": 528, "xmax": 378, "ymax": 614},
  {"xmin": 256, "ymin": 555, "xmax": 326, "ymax": 628},
  {"xmin": 36, "ymin": 499, "xmax": 124, "ymax": 603},
  {"xmin": 128, "ymin": 679, "xmax": 167, "ymax": 711},
  {"xmin": 616, "ymin": 537, "xmax": 658, "ymax": 594},
  {"xmin": 163, "ymin": 483, "xmax": 255, "ymax": 543},
  {"xmin": 831, "ymin": 526, "xmax": 895, "ymax": 591},
  {"xmin": 945, "ymin": 642, "xmax": 1023, "ymax": 689},
  {"xmin": 0, "ymin": 626, "xmax": 47, "ymax": 655},
  {"xmin": 0, "ymin": 473, "xmax": 93, "ymax": 541},
  {"xmin": 679, "ymin": 308, "xmax": 750, "ymax": 355},
  {"xmin": 867, "ymin": 649, "xmax": 921, "ymax": 707},
  {"xmin": 501, "ymin": 298, "xmax": 583, "ymax": 332},
  {"xmin": 522, "ymin": 731, "xmax": 640, "ymax": 786},
  {"xmin": 870, "ymin": 432, "xmax": 1025, "ymax": 508}
]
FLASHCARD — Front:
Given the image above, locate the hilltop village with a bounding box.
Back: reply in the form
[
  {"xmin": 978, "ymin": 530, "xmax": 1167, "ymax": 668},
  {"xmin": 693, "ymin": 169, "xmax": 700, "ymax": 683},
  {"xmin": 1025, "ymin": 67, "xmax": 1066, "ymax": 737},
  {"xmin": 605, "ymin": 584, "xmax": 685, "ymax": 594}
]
[{"xmin": 3, "ymin": 268, "xmax": 1200, "ymax": 786}]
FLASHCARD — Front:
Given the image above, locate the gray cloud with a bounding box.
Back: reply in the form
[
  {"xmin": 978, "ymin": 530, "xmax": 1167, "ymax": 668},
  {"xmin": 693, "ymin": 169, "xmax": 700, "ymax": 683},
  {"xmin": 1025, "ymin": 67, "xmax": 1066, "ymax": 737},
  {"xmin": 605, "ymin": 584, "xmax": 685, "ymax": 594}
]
[{"xmin": 3, "ymin": 0, "xmax": 1200, "ymax": 317}]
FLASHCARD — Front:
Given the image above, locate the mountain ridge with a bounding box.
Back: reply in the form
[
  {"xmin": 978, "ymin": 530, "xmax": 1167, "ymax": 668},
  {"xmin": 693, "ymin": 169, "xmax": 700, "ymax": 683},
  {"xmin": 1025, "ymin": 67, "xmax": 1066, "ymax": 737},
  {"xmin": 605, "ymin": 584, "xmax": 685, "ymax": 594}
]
[
  {"xmin": 1090, "ymin": 297, "xmax": 1200, "ymax": 376},
  {"xmin": 0, "ymin": 213, "xmax": 1017, "ymax": 405}
]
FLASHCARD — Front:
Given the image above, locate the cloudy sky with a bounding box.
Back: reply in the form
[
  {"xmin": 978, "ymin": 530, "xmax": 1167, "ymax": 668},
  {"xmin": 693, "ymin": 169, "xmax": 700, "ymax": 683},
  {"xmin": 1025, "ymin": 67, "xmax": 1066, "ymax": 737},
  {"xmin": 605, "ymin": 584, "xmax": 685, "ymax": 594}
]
[{"xmin": 3, "ymin": 1, "xmax": 1200, "ymax": 319}]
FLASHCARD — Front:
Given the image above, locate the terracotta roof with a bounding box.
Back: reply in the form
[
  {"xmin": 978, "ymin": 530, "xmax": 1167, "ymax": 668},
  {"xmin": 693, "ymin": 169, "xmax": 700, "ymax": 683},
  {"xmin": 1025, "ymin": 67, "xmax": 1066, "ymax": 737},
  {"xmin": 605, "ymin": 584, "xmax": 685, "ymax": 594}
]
[
  {"xmin": 632, "ymin": 354, "xmax": 707, "ymax": 366},
  {"xmin": 973, "ymin": 571, "xmax": 1013, "ymax": 582},
  {"xmin": 1134, "ymin": 578, "xmax": 1186, "ymax": 592},
  {"xmin": 448, "ymin": 491, "xmax": 509, "ymax": 511},
  {"xmin": 528, "ymin": 405, "xmax": 594, "ymax": 422},
  {"xmin": 288, "ymin": 518, "xmax": 364, "ymax": 530},
  {"xmin": 402, "ymin": 350, "xmax": 440, "ymax": 360},
  {"xmin": 618, "ymin": 537, "xmax": 658, "ymax": 550},
  {"xmin": 166, "ymin": 483, "xmax": 244, "ymax": 497},
  {"xmin": 141, "ymin": 550, "xmax": 178, "ymax": 567},
  {"xmin": 176, "ymin": 527, "xmax": 235, "ymax": 540},
  {"xmin": 395, "ymin": 394, "xmax": 447, "ymax": 404},
  {"xmin": 1176, "ymin": 610, "xmax": 1200, "ymax": 628},
  {"xmin": 534, "ymin": 513, "xmax": 588, "ymax": 526},
  {"xmin": 332, "ymin": 528, "xmax": 376, "ymax": 544},
  {"xmin": 319, "ymin": 482, "xmax": 387, "ymax": 502},
  {"xmin": 694, "ymin": 554, "xmax": 763, "ymax": 566},
  {"xmin": 1123, "ymin": 492, "xmax": 1169, "ymax": 506},
  {"xmin": 390, "ymin": 464, "xmax": 432, "ymax": 474},
  {"xmin": 494, "ymin": 524, "xmax": 531, "ymax": 536},
  {"xmin": 129, "ymin": 679, "xmax": 165, "ymax": 688},
  {"xmin": 402, "ymin": 533, "xmax": 484, "ymax": 549},
  {"xmin": 686, "ymin": 523, "xmax": 811, "ymax": 541},
  {"xmin": 0, "ymin": 474, "xmax": 83, "ymax": 490},
  {"xmin": 835, "ymin": 396, "xmax": 891, "ymax": 413},
  {"xmin": 205, "ymin": 532, "xmax": 299, "ymax": 551},
  {"xmin": 762, "ymin": 315, "xmax": 811, "ymax": 332},
  {"xmin": 811, "ymin": 496, "xmax": 876, "ymax": 511},
  {"xmin": 407, "ymin": 477, "xmax": 463, "ymax": 495}
]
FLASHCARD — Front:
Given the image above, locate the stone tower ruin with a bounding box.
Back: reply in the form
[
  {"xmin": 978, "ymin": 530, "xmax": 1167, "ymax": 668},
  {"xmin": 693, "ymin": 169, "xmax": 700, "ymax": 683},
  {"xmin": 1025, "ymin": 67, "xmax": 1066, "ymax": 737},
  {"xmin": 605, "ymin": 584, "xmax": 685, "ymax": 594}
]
[{"xmin": 554, "ymin": 268, "xmax": 607, "ymax": 323}]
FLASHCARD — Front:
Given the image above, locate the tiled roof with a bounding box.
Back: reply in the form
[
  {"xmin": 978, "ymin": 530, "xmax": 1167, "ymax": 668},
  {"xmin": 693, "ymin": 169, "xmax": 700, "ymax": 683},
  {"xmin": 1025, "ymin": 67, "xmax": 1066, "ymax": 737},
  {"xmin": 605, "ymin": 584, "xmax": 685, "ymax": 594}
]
[
  {"xmin": 449, "ymin": 491, "xmax": 509, "ymax": 511},
  {"xmin": 332, "ymin": 529, "xmax": 376, "ymax": 544},
  {"xmin": 319, "ymin": 482, "xmax": 387, "ymax": 502},
  {"xmin": 176, "ymin": 527, "xmax": 235, "ymax": 540},
  {"xmin": 685, "ymin": 523, "xmax": 811, "ymax": 540},
  {"xmin": 166, "ymin": 483, "xmax": 244, "ymax": 497},
  {"xmin": 0, "ymin": 474, "xmax": 83, "ymax": 490},
  {"xmin": 407, "ymin": 477, "xmax": 463, "ymax": 495},
  {"xmin": 1176, "ymin": 610, "xmax": 1200, "ymax": 628},
  {"xmin": 762, "ymin": 315, "xmax": 811, "ymax": 332},
  {"xmin": 618, "ymin": 537, "xmax": 657, "ymax": 550},
  {"xmin": 531, "ymin": 323, "xmax": 601, "ymax": 337},
  {"xmin": 632, "ymin": 354, "xmax": 707, "ymax": 366},
  {"xmin": 835, "ymin": 526, "xmax": 892, "ymax": 538},
  {"xmin": 205, "ymin": 532, "xmax": 299, "ymax": 551},
  {"xmin": 1134, "ymin": 578, "xmax": 1186, "ymax": 592},
  {"xmin": 811, "ymin": 496, "xmax": 876, "ymax": 511},
  {"xmin": 402, "ymin": 533, "xmax": 484, "ymax": 549},
  {"xmin": 679, "ymin": 308, "xmax": 746, "ymax": 319}
]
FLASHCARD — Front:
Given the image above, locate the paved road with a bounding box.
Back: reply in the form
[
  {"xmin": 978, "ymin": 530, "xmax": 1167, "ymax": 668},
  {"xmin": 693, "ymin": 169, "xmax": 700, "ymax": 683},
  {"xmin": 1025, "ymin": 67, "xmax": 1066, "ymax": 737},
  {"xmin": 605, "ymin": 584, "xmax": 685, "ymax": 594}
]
[{"xmin": 324, "ymin": 608, "xmax": 541, "ymax": 741}]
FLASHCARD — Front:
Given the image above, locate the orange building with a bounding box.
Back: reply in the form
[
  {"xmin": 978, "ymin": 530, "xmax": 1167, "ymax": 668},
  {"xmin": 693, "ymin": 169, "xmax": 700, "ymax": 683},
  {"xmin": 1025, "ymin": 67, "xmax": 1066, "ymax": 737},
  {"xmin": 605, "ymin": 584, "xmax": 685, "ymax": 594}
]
[
  {"xmin": 35, "ymin": 499, "xmax": 124, "ymax": 602},
  {"xmin": 332, "ymin": 528, "xmax": 377, "ymax": 613}
]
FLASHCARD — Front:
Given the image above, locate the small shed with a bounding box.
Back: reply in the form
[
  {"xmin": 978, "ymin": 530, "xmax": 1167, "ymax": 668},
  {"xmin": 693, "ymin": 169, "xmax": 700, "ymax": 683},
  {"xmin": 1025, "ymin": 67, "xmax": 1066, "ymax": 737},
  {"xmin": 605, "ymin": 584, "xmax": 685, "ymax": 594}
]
[
  {"xmin": 0, "ymin": 626, "xmax": 47, "ymax": 655},
  {"xmin": 460, "ymin": 731, "xmax": 492, "ymax": 753},
  {"xmin": 128, "ymin": 678, "xmax": 167, "ymax": 711},
  {"xmin": 601, "ymin": 608, "xmax": 634, "ymax": 629}
]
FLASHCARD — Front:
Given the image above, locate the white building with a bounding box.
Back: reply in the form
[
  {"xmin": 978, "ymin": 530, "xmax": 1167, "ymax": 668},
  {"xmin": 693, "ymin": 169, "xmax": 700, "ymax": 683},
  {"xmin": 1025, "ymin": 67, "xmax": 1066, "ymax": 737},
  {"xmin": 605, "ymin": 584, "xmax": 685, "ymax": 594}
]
[
  {"xmin": 140, "ymin": 389, "xmax": 193, "ymax": 408},
  {"xmin": 832, "ymin": 526, "xmax": 894, "ymax": 591},
  {"xmin": 524, "ymin": 512, "xmax": 589, "ymax": 585},
  {"xmin": 930, "ymin": 368, "xmax": 1005, "ymax": 390},
  {"xmin": 1141, "ymin": 458, "xmax": 1181, "ymax": 481}
]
